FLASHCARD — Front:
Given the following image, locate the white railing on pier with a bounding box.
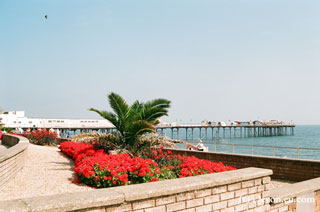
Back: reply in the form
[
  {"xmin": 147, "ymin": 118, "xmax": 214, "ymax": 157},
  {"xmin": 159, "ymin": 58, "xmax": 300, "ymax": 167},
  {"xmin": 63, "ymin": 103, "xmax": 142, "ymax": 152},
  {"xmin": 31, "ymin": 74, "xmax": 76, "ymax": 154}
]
[{"xmin": 156, "ymin": 123, "xmax": 295, "ymax": 128}]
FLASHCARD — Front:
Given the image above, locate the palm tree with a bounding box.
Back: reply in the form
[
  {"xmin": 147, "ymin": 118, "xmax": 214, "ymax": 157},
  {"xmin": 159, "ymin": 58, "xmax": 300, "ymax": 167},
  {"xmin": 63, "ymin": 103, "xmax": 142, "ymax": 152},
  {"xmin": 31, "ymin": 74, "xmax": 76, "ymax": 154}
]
[{"xmin": 89, "ymin": 92, "xmax": 171, "ymax": 155}]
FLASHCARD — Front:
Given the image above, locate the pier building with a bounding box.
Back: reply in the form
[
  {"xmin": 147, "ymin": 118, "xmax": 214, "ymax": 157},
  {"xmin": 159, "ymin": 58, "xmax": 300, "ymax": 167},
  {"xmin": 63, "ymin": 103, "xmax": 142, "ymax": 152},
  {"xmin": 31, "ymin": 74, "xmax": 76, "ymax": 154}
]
[{"xmin": 0, "ymin": 111, "xmax": 113, "ymax": 129}]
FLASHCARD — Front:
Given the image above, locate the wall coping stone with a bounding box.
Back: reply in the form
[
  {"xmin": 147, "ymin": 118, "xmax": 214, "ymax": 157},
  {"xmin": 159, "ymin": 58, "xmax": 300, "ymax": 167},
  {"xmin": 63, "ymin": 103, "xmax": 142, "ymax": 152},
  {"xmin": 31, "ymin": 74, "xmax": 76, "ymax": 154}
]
[
  {"xmin": 0, "ymin": 167, "xmax": 272, "ymax": 212},
  {"xmin": 26, "ymin": 189, "xmax": 124, "ymax": 212},
  {"xmin": 270, "ymin": 177, "xmax": 320, "ymax": 200},
  {"xmin": 0, "ymin": 135, "xmax": 29, "ymax": 163}
]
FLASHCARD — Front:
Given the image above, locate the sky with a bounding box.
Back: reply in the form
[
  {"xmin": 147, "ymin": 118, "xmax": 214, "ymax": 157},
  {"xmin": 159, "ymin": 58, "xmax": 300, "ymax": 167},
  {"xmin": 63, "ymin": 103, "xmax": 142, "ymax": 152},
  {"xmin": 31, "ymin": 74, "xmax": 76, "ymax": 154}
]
[{"xmin": 1, "ymin": 0, "xmax": 320, "ymax": 124}]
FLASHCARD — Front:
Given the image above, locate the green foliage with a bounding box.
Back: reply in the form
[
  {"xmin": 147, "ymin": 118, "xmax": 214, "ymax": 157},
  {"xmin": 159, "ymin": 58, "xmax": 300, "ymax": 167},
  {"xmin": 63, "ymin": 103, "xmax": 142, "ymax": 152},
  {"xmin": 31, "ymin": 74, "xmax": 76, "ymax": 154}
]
[
  {"xmin": 0, "ymin": 109, "xmax": 10, "ymax": 132},
  {"xmin": 0, "ymin": 127, "xmax": 13, "ymax": 133},
  {"xmin": 89, "ymin": 92, "xmax": 171, "ymax": 156},
  {"xmin": 92, "ymin": 133, "xmax": 122, "ymax": 153}
]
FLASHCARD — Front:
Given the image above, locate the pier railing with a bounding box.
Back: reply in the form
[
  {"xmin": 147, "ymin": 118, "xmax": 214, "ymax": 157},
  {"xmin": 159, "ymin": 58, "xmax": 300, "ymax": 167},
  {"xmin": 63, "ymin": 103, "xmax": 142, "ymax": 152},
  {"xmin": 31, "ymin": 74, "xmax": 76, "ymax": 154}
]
[
  {"xmin": 186, "ymin": 142, "xmax": 320, "ymax": 160},
  {"xmin": 157, "ymin": 123, "xmax": 295, "ymax": 128}
]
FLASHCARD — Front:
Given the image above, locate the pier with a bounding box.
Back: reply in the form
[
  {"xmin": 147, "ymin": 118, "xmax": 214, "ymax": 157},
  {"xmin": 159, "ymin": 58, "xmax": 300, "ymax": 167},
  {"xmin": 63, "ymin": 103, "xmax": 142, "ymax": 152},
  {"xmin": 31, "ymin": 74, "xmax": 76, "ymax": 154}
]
[
  {"xmin": 2, "ymin": 111, "xmax": 296, "ymax": 140},
  {"xmin": 155, "ymin": 124, "xmax": 295, "ymax": 140},
  {"xmin": 18, "ymin": 124, "xmax": 295, "ymax": 140}
]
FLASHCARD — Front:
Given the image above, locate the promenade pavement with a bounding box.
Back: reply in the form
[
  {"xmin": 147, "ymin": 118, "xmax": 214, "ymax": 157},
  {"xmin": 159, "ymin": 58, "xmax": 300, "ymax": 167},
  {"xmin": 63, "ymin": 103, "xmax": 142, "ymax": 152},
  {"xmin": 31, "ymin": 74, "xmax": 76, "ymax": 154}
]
[
  {"xmin": 0, "ymin": 143, "xmax": 94, "ymax": 200},
  {"xmin": 0, "ymin": 143, "xmax": 292, "ymax": 201},
  {"xmin": 0, "ymin": 141, "xmax": 8, "ymax": 153}
]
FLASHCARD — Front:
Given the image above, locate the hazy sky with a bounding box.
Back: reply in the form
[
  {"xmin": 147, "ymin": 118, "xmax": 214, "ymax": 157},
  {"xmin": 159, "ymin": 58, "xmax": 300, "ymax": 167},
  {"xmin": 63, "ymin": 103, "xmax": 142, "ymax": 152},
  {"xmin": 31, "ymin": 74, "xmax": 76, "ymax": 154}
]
[{"xmin": 1, "ymin": 1, "xmax": 320, "ymax": 124}]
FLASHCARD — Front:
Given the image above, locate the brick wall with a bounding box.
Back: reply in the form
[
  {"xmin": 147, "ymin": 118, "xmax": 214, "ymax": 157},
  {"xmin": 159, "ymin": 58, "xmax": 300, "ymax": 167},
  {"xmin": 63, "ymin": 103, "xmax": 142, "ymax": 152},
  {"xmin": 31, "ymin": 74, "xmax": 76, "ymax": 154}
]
[
  {"xmin": 269, "ymin": 177, "xmax": 320, "ymax": 212},
  {"xmin": 315, "ymin": 190, "xmax": 320, "ymax": 212},
  {"xmin": 0, "ymin": 134, "xmax": 29, "ymax": 188},
  {"xmin": 104, "ymin": 176, "xmax": 271, "ymax": 212},
  {"xmin": 265, "ymin": 189, "xmax": 320, "ymax": 212},
  {"xmin": 169, "ymin": 149, "xmax": 320, "ymax": 182},
  {"xmin": 269, "ymin": 197, "xmax": 296, "ymax": 212},
  {"xmin": 0, "ymin": 167, "xmax": 273, "ymax": 212},
  {"xmin": 0, "ymin": 148, "xmax": 27, "ymax": 187}
]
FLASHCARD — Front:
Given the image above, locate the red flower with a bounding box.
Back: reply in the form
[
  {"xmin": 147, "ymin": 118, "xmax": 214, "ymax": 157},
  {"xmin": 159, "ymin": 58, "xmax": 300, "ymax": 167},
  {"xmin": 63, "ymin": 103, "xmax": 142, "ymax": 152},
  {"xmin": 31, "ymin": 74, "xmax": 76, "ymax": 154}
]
[{"xmin": 59, "ymin": 142, "xmax": 235, "ymax": 188}]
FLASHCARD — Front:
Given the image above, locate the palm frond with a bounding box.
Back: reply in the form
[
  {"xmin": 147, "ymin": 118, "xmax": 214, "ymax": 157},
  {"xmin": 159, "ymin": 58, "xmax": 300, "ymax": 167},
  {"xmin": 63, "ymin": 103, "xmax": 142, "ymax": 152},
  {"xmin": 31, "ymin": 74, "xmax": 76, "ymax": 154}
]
[
  {"xmin": 108, "ymin": 92, "xmax": 129, "ymax": 120},
  {"xmin": 125, "ymin": 120, "xmax": 155, "ymax": 145},
  {"xmin": 145, "ymin": 99, "xmax": 171, "ymax": 110},
  {"xmin": 143, "ymin": 109, "xmax": 168, "ymax": 122},
  {"xmin": 139, "ymin": 99, "xmax": 170, "ymax": 122},
  {"xmin": 88, "ymin": 108, "xmax": 118, "ymax": 128},
  {"xmin": 126, "ymin": 100, "xmax": 142, "ymax": 123}
]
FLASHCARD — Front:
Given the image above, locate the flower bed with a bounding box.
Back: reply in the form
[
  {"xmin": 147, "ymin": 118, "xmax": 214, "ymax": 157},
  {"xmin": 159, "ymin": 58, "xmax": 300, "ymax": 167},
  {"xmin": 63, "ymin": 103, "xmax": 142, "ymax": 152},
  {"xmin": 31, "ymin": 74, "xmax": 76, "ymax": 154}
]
[
  {"xmin": 24, "ymin": 129, "xmax": 60, "ymax": 145},
  {"xmin": 59, "ymin": 141, "xmax": 235, "ymax": 188}
]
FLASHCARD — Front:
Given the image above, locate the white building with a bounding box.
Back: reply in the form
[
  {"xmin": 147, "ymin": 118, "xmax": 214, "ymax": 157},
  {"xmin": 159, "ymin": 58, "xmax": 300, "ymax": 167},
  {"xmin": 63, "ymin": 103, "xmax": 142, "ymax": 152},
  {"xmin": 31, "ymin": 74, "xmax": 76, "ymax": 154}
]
[{"xmin": 0, "ymin": 111, "xmax": 114, "ymax": 129}]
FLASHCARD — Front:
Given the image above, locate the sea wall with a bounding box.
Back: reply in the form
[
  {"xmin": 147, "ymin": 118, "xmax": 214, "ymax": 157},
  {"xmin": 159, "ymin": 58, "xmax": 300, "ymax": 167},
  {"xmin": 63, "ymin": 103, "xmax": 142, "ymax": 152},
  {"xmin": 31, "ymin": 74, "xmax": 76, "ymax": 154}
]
[
  {"xmin": 0, "ymin": 134, "xmax": 29, "ymax": 188},
  {"xmin": 169, "ymin": 149, "xmax": 320, "ymax": 182},
  {"xmin": 269, "ymin": 177, "xmax": 320, "ymax": 212},
  {"xmin": 0, "ymin": 167, "xmax": 273, "ymax": 212}
]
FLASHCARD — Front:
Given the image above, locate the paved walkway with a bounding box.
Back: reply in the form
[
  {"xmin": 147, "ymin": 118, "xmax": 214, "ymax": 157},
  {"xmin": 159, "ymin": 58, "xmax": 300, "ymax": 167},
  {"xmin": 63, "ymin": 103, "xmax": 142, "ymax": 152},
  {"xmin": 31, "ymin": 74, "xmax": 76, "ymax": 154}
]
[
  {"xmin": 0, "ymin": 141, "xmax": 9, "ymax": 154},
  {"xmin": 0, "ymin": 143, "xmax": 93, "ymax": 201},
  {"xmin": 0, "ymin": 144, "xmax": 7, "ymax": 151}
]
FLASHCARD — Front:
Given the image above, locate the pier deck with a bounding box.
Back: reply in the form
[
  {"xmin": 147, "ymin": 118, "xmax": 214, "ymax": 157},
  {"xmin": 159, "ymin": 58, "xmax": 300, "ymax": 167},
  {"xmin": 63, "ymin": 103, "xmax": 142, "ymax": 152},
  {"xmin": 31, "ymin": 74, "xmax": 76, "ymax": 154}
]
[{"xmin": 155, "ymin": 124, "xmax": 295, "ymax": 140}]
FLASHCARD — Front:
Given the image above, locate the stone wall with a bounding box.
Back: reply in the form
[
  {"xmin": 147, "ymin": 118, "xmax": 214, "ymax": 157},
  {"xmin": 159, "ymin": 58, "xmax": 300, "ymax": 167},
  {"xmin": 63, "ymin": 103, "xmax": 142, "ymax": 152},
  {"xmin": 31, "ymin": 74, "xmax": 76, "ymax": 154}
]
[
  {"xmin": 269, "ymin": 177, "xmax": 320, "ymax": 212},
  {"xmin": 0, "ymin": 167, "xmax": 273, "ymax": 212},
  {"xmin": 169, "ymin": 149, "xmax": 320, "ymax": 182},
  {"xmin": 0, "ymin": 134, "xmax": 29, "ymax": 188},
  {"xmin": 315, "ymin": 190, "xmax": 320, "ymax": 212}
]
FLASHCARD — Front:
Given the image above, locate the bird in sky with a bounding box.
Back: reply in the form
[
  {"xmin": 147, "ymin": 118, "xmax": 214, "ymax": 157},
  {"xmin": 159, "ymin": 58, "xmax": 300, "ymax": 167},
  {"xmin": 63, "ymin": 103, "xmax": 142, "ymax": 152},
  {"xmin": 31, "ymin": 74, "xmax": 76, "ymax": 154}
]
[{"xmin": 45, "ymin": 15, "xmax": 48, "ymax": 19}]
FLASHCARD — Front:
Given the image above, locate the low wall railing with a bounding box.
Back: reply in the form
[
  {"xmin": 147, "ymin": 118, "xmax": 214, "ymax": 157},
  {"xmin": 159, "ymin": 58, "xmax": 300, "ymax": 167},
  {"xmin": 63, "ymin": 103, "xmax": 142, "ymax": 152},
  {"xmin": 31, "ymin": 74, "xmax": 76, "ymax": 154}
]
[
  {"xmin": 269, "ymin": 177, "xmax": 320, "ymax": 211},
  {"xmin": 0, "ymin": 134, "xmax": 29, "ymax": 187},
  {"xmin": 185, "ymin": 142, "xmax": 320, "ymax": 160},
  {"xmin": 170, "ymin": 149, "xmax": 320, "ymax": 181}
]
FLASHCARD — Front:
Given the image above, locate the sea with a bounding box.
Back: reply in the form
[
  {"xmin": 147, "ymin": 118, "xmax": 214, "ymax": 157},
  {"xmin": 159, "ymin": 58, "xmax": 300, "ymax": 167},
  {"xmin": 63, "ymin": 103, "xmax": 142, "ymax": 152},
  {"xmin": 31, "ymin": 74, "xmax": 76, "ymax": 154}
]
[{"xmin": 162, "ymin": 125, "xmax": 320, "ymax": 161}]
